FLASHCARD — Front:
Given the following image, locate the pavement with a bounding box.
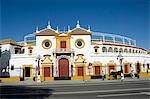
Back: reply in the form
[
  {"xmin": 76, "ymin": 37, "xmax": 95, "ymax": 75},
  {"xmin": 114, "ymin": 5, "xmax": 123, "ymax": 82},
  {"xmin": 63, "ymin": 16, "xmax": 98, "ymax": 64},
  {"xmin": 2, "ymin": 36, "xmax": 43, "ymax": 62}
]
[{"xmin": 1, "ymin": 77, "xmax": 150, "ymax": 86}]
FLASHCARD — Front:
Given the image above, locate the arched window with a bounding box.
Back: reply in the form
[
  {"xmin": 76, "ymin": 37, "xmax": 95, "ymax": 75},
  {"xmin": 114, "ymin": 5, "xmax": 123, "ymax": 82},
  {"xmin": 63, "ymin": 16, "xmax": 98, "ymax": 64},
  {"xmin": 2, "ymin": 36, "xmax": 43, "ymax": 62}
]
[
  {"xmin": 136, "ymin": 50, "xmax": 138, "ymax": 53},
  {"xmin": 129, "ymin": 49, "xmax": 132, "ymax": 53},
  {"xmin": 114, "ymin": 47, "xmax": 118, "ymax": 53},
  {"xmin": 102, "ymin": 47, "xmax": 107, "ymax": 53},
  {"xmin": 124, "ymin": 48, "xmax": 128, "ymax": 53},
  {"xmin": 119, "ymin": 48, "xmax": 123, "ymax": 53},
  {"xmin": 133, "ymin": 49, "xmax": 135, "ymax": 53},
  {"xmin": 94, "ymin": 46, "xmax": 99, "ymax": 53},
  {"xmin": 108, "ymin": 47, "xmax": 113, "ymax": 52}
]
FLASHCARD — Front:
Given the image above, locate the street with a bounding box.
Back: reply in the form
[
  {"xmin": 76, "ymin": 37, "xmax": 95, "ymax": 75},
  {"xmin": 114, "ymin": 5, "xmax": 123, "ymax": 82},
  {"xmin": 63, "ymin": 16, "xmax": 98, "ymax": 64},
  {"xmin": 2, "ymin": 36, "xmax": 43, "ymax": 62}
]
[{"xmin": 1, "ymin": 79, "xmax": 150, "ymax": 99}]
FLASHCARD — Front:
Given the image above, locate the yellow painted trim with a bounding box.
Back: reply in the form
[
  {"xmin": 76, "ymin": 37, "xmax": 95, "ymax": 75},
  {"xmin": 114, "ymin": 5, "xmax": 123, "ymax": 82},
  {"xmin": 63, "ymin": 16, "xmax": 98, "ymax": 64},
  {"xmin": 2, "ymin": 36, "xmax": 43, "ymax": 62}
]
[
  {"xmin": 75, "ymin": 38, "xmax": 85, "ymax": 49},
  {"xmin": 23, "ymin": 65, "xmax": 33, "ymax": 78},
  {"xmin": 92, "ymin": 63, "xmax": 102, "ymax": 76},
  {"xmin": 140, "ymin": 72, "xmax": 150, "ymax": 78},
  {"xmin": 74, "ymin": 63, "xmax": 86, "ymax": 77},
  {"xmin": 71, "ymin": 75, "xmax": 90, "ymax": 80},
  {"xmin": 42, "ymin": 39, "xmax": 52, "ymax": 49},
  {"xmin": 56, "ymin": 36, "xmax": 70, "ymax": 48},
  {"xmin": 106, "ymin": 63, "xmax": 117, "ymax": 79},
  {"xmin": 42, "ymin": 64, "xmax": 53, "ymax": 81},
  {"xmin": 0, "ymin": 77, "xmax": 20, "ymax": 82}
]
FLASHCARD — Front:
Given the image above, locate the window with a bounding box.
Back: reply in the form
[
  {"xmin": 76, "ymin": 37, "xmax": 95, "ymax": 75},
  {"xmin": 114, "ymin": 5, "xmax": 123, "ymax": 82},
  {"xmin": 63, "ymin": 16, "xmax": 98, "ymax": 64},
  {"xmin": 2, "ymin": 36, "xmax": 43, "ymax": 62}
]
[
  {"xmin": 124, "ymin": 48, "xmax": 128, "ymax": 53},
  {"xmin": 102, "ymin": 47, "xmax": 107, "ymax": 52},
  {"xmin": 21, "ymin": 49, "xmax": 25, "ymax": 54},
  {"xmin": 108, "ymin": 47, "xmax": 113, "ymax": 52},
  {"xmin": 136, "ymin": 50, "xmax": 138, "ymax": 53},
  {"xmin": 11, "ymin": 65, "xmax": 14, "ymax": 70},
  {"xmin": 94, "ymin": 46, "xmax": 99, "ymax": 53},
  {"xmin": 95, "ymin": 49, "xmax": 98, "ymax": 53},
  {"xmin": 60, "ymin": 41, "xmax": 66, "ymax": 48},
  {"xmin": 29, "ymin": 49, "xmax": 32, "ymax": 54},
  {"xmin": 42, "ymin": 39, "xmax": 52, "ymax": 49},
  {"xmin": 75, "ymin": 39, "xmax": 85, "ymax": 49},
  {"xmin": 15, "ymin": 48, "xmax": 21, "ymax": 54},
  {"xmin": 119, "ymin": 48, "xmax": 123, "ymax": 53},
  {"xmin": 129, "ymin": 49, "xmax": 132, "ymax": 53},
  {"xmin": 114, "ymin": 48, "xmax": 118, "ymax": 53},
  {"xmin": 28, "ymin": 47, "xmax": 33, "ymax": 55},
  {"xmin": 133, "ymin": 49, "xmax": 135, "ymax": 53}
]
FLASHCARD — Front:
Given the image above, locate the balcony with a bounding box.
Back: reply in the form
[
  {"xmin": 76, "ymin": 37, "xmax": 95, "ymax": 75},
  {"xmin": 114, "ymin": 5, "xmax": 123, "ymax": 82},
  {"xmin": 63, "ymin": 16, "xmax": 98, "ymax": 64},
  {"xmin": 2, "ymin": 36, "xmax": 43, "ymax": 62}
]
[{"xmin": 53, "ymin": 48, "xmax": 74, "ymax": 54}]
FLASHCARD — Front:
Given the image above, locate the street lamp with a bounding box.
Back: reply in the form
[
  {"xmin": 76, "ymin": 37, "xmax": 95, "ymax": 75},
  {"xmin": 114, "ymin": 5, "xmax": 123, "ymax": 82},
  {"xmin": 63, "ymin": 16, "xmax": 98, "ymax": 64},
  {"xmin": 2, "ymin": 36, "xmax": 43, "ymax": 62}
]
[
  {"xmin": 117, "ymin": 51, "xmax": 124, "ymax": 73},
  {"xmin": 36, "ymin": 54, "xmax": 41, "ymax": 82}
]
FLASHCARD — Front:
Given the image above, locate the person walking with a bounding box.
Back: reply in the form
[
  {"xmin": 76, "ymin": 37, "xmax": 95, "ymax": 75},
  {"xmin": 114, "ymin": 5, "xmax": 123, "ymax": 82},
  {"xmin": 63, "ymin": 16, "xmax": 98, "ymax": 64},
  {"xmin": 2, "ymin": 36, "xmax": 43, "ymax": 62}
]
[
  {"xmin": 131, "ymin": 70, "xmax": 135, "ymax": 79},
  {"xmin": 121, "ymin": 72, "xmax": 124, "ymax": 82},
  {"xmin": 102, "ymin": 71, "xmax": 105, "ymax": 80}
]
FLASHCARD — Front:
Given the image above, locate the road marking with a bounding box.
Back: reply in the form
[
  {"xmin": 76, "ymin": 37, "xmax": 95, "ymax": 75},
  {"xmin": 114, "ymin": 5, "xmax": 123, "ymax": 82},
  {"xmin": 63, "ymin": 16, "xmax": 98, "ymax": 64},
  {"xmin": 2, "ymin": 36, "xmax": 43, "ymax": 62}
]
[
  {"xmin": 97, "ymin": 93, "xmax": 141, "ymax": 97},
  {"xmin": 140, "ymin": 92, "xmax": 150, "ymax": 95},
  {"xmin": 52, "ymin": 88, "xmax": 149, "ymax": 95},
  {"xmin": 1, "ymin": 88, "xmax": 149, "ymax": 96},
  {"xmin": 96, "ymin": 92, "xmax": 150, "ymax": 97}
]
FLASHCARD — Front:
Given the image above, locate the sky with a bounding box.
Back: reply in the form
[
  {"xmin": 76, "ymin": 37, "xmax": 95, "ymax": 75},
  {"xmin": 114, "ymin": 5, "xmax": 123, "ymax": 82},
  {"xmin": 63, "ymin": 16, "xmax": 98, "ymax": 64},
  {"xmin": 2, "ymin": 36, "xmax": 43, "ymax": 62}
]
[{"xmin": 1, "ymin": 0, "xmax": 149, "ymax": 50}]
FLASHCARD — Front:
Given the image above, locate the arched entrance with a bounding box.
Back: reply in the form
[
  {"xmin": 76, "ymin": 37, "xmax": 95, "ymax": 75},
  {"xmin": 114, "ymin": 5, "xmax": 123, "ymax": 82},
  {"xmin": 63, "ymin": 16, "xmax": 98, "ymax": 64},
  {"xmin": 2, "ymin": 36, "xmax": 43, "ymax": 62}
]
[{"xmin": 58, "ymin": 58, "xmax": 69, "ymax": 77}]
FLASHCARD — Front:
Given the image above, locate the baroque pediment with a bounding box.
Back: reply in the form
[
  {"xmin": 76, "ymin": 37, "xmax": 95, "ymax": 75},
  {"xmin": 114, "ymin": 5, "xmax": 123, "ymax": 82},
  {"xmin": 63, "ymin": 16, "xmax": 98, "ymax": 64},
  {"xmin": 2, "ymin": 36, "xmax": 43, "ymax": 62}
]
[
  {"xmin": 75, "ymin": 54, "xmax": 86, "ymax": 63},
  {"xmin": 42, "ymin": 54, "xmax": 53, "ymax": 64}
]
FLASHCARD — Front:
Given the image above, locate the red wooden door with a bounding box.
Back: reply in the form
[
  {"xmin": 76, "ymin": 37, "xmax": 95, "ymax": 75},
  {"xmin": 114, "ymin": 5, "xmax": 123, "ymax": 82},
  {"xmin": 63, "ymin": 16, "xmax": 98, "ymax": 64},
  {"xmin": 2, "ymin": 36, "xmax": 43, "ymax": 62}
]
[
  {"xmin": 125, "ymin": 65, "xmax": 128, "ymax": 73},
  {"xmin": 59, "ymin": 58, "xmax": 69, "ymax": 77},
  {"xmin": 78, "ymin": 67, "xmax": 83, "ymax": 76},
  {"xmin": 60, "ymin": 41, "xmax": 66, "ymax": 48},
  {"xmin": 95, "ymin": 66, "xmax": 100, "ymax": 75},
  {"xmin": 44, "ymin": 67, "xmax": 50, "ymax": 77}
]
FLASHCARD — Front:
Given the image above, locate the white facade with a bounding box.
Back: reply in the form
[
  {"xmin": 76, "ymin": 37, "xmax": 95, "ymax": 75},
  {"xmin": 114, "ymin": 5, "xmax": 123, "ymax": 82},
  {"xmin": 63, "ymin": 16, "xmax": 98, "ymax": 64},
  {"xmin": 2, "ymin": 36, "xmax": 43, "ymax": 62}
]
[{"xmin": 0, "ymin": 22, "xmax": 150, "ymax": 80}]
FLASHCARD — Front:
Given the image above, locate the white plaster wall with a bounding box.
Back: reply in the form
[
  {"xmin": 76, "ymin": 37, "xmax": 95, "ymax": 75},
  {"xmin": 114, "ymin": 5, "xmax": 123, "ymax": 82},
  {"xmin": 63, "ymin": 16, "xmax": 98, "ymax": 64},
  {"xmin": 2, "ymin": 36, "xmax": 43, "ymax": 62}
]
[
  {"xmin": 70, "ymin": 35, "xmax": 92, "ymax": 75},
  {"xmin": 36, "ymin": 36, "xmax": 56, "ymax": 57},
  {"xmin": 9, "ymin": 56, "xmax": 37, "ymax": 77},
  {"xmin": 23, "ymin": 46, "xmax": 36, "ymax": 55}
]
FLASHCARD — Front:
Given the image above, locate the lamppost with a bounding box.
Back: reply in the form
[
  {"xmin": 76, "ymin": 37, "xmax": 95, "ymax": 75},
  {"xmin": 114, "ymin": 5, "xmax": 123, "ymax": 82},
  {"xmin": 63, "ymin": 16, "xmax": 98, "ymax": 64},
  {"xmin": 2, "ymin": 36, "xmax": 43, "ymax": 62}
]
[
  {"xmin": 71, "ymin": 64, "xmax": 73, "ymax": 77},
  {"xmin": 117, "ymin": 51, "xmax": 124, "ymax": 73},
  {"xmin": 36, "ymin": 54, "xmax": 41, "ymax": 82}
]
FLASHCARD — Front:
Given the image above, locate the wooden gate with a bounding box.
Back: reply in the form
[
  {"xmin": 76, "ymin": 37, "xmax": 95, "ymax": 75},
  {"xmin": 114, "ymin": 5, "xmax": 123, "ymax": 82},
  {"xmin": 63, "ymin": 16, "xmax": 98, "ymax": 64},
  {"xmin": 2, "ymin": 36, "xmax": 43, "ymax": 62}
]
[{"xmin": 59, "ymin": 58, "xmax": 69, "ymax": 77}]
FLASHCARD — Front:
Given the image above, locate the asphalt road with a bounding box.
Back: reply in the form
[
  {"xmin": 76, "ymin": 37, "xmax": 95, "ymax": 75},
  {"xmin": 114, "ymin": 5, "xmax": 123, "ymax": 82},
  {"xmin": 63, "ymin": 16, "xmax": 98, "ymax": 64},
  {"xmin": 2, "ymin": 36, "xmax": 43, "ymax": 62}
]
[{"xmin": 1, "ymin": 80, "xmax": 150, "ymax": 99}]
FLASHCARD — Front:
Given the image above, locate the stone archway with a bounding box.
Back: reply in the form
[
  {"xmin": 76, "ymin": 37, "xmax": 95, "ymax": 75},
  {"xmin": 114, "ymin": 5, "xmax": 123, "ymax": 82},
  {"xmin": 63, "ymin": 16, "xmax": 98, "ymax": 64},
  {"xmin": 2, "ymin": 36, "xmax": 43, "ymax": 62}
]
[{"xmin": 58, "ymin": 58, "xmax": 69, "ymax": 77}]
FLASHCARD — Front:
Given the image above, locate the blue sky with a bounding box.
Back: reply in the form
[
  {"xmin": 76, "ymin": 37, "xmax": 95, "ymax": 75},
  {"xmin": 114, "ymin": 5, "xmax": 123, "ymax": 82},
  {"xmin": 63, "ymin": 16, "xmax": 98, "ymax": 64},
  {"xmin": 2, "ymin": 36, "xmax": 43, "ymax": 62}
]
[{"xmin": 1, "ymin": 0, "xmax": 149, "ymax": 50}]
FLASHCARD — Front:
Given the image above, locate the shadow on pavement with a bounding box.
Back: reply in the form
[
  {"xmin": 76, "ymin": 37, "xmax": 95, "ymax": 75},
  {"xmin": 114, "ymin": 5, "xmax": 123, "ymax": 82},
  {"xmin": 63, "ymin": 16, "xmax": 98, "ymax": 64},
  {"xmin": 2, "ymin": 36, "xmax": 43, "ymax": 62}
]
[{"xmin": 1, "ymin": 85, "xmax": 54, "ymax": 99}]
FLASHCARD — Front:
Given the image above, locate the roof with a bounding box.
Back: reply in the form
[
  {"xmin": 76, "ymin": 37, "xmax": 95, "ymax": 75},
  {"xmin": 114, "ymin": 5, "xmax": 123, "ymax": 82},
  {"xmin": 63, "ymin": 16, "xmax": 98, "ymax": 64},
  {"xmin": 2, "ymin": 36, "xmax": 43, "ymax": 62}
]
[
  {"xmin": 35, "ymin": 28, "xmax": 56, "ymax": 36},
  {"xmin": 69, "ymin": 27, "xmax": 92, "ymax": 35},
  {"xmin": 0, "ymin": 39, "xmax": 22, "ymax": 46}
]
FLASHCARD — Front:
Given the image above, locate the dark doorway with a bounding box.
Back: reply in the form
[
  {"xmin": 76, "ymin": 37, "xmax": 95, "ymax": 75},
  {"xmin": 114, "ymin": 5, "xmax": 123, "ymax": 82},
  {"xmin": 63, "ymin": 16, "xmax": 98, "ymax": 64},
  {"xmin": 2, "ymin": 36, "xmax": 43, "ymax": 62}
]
[{"xmin": 25, "ymin": 67, "xmax": 30, "ymax": 77}]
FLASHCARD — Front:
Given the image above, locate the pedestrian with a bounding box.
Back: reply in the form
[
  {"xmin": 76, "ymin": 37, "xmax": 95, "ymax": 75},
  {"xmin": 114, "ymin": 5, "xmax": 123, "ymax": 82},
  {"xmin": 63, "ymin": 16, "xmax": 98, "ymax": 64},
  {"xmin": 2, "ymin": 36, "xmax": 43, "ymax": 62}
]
[
  {"xmin": 102, "ymin": 71, "xmax": 105, "ymax": 80},
  {"xmin": 131, "ymin": 70, "xmax": 135, "ymax": 79},
  {"xmin": 137, "ymin": 70, "xmax": 140, "ymax": 79},
  {"xmin": 121, "ymin": 72, "xmax": 124, "ymax": 82}
]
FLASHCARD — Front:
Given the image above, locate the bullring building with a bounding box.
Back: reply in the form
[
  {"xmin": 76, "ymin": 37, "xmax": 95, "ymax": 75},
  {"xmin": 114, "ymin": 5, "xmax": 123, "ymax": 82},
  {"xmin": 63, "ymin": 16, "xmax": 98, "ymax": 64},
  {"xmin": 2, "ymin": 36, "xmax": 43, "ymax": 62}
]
[{"xmin": 0, "ymin": 21, "xmax": 150, "ymax": 81}]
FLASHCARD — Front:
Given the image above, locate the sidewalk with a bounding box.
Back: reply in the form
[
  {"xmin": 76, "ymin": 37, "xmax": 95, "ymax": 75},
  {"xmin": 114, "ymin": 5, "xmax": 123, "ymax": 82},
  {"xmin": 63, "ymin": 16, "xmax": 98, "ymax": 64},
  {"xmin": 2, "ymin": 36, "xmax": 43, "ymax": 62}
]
[{"xmin": 1, "ymin": 77, "xmax": 149, "ymax": 86}]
